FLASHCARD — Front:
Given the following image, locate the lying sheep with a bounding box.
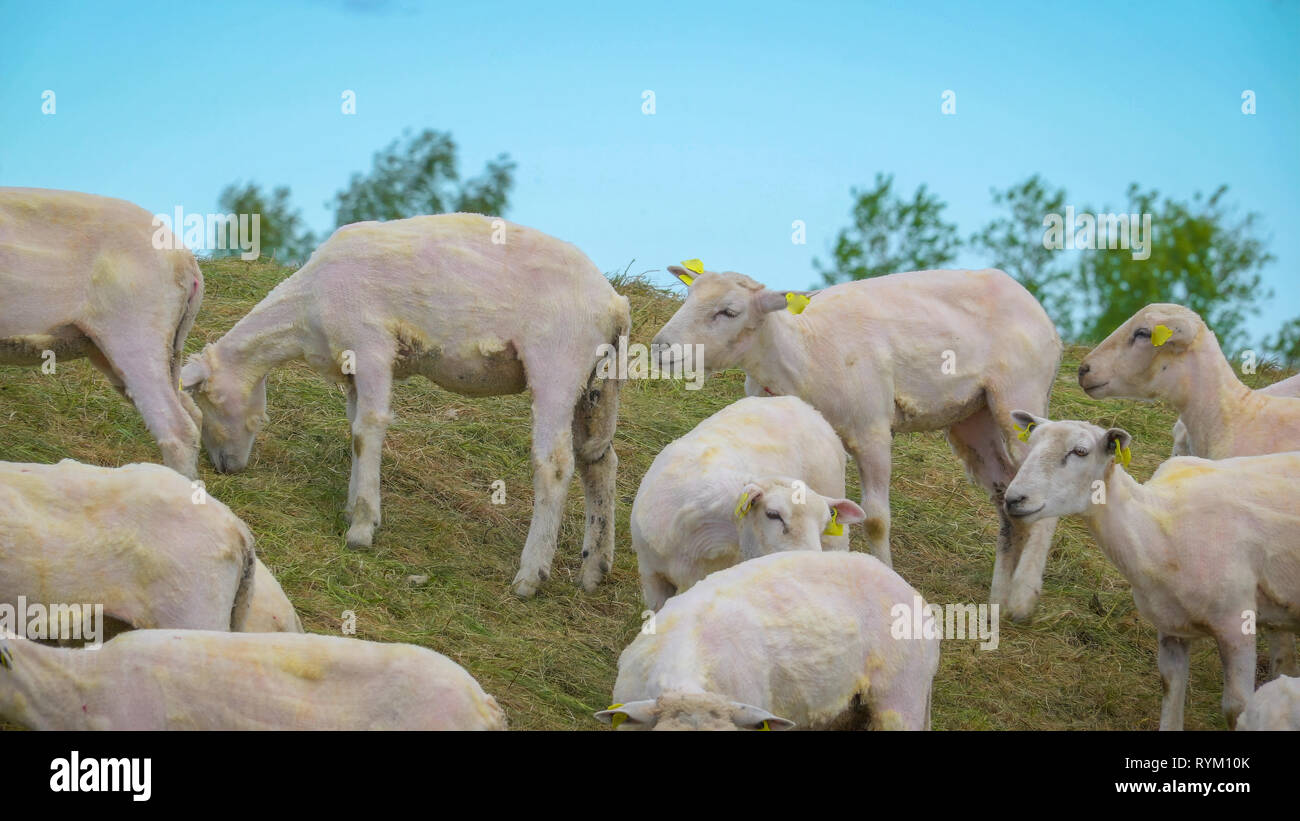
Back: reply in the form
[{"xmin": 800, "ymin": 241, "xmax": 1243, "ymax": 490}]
[
  {"xmin": 596, "ymin": 551, "xmax": 940, "ymax": 730},
  {"xmin": 0, "ymin": 629, "xmax": 506, "ymax": 730},
  {"xmin": 653, "ymin": 263, "xmax": 1063, "ymax": 621},
  {"xmin": 0, "ymin": 188, "xmax": 204, "ymax": 478},
  {"xmin": 0, "ymin": 459, "xmax": 299, "ymax": 635},
  {"xmin": 181, "ymin": 214, "xmax": 630, "ymax": 598},
  {"xmin": 631, "ymin": 395, "xmax": 863, "ymax": 610},
  {"xmin": 1172, "ymin": 372, "xmax": 1300, "ymax": 456},
  {"xmin": 1003, "ymin": 412, "xmax": 1300, "ymax": 730},
  {"xmin": 1236, "ymin": 675, "xmax": 1300, "ymax": 731},
  {"xmin": 1080, "ymin": 303, "xmax": 1300, "ymax": 677}
]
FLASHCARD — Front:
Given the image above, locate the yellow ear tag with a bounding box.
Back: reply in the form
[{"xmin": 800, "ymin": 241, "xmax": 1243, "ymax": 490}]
[
  {"xmin": 823, "ymin": 508, "xmax": 844, "ymax": 537},
  {"xmin": 733, "ymin": 491, "xmax": 752, "ymax": 521},
  {"xmin": 675, "ymin": 258, "xmax": 704, "ymax": 286},
  {"xmin": 785, "ymin": 292, "xmax": 811, "ymax": 314},
  {"xmin": 1014, "ymin": 422, "xmax": 1036, "ymax": 443},
  {"xmin": 758, "ymin": 720, "xmax": 771, "ymax": 731},
  {"xmin": 607, "ymin": 703, "xmax": 627, "ymax": 729},
  {"xmin": 1113, "ymin": 439, "xmax": 1132, "ymax": 468},
  {"xmin": 1151, "ymin": 324, "xmax": 1173, "ymax": 347}
]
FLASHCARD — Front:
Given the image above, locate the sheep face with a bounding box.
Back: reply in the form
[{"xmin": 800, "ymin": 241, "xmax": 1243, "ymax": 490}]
[
  {"xmin": 1078, "ymin": 303, "xmax": 1203, "ymax": 400},
  {"xmin": 595, "ymin": 691, "xmax": 795, "ymax": 731},
  {"xmin": 1002, "ymin": 412, "xmax": 1131, "ymax": 523},
  {"xmin": 652, "ymin": 268, "xmax": 791, "ymax": 375},
  {"xmin": 181, "ymin": 347, "xmax": 268, "ymax": 473},
  {"xmin": 734, "ymin": 478, "xmax": 865, "ymax": 560}
]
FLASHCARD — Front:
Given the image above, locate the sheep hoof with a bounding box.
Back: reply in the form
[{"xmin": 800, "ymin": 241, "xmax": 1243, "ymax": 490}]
[
  {"xmin": 511, "ymin": 574, "xmax": 539, "ymax": 599},
  {"xmin": 345, "ymin": 525, "xmax": 374, "ymax": 550},
  {"xmin": 1005, "ymin": 590, "xmax": 1040, "ymax": 623}
]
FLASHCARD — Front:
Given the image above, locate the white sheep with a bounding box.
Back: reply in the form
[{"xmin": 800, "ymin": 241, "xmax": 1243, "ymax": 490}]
[
  {"xmin": 631, "ymin": 395, "xmax": 863, "ymax": 610},
  {"xmin": 0, "ymin": 188, "xmax": 204, "ymax": 478},
  {"xmin": 181, "ymin": 214, "xmax": 630, "ymax": 598},
  {"xmin": 653, "ymin": 263, "xmax": 1063, "ymax": 620},
  {"xmin": 596, "ymin": 550, "xmax": 941, "ymax": 730},
  {"xmin": 1236, "ymin": 675, "xmax": 1300, "ymax": 731},
  {"xmin": 1080, "ymin": 303, "xmax": 1300, "ymax": 677},
  {"xmin": 1002, "ymin": 412, "xmax": 1300, "ymax": 730},
  {"xmin": 0, "ymin": 459, "xmax": 300, "ymax": 635},
  {"xmin": 1172, "ymin": 372, "xmax": 1300, "ymax": 456},
  {"xmin": 0, "ymin": 629, "xmax": 506, "ymax": 730}
]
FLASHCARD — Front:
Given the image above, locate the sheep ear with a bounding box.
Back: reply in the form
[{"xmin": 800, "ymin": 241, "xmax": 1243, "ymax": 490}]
[
  {"xmin": 829, "ymin": 498, "xmax": 866, "ymax": 526},
  {"xmin": 666, "ymin": 265, "xmax": 696, "ymax": 287},
  {"xmin": 594, "ymin": 699, "xmax": 656, "ymax": 729},
  {"xmin": 734, "ymin": 482, "xmax": 764, "ymax": 521},
  {"xmin": 730, "ymin": 702, "xmax": 796, "ymax": 731},
  {"xmin": 756, "ymin": 289, "xmax": 789, "ymax": 313},
  {"xmin": 1105, "ymin": 427, "xmax": 1133, "ymax": 455},
  {"xmin": 180, "ymin": 354, "xmax": 210, "ymax": 390},
  {"xmin": 1010, "ymin": 410, "xmax": 1049, "ymax": 429}
]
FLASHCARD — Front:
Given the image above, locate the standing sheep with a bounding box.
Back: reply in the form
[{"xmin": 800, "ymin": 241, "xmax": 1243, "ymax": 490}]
[
  {"xmin": 180, "ymin": 214, "xmax": 631, "ymax": 597},
  {"xmin": 631, "ymin": 395, "xmax": 864, "ymax": 609},
  {"xmin": 0, "ymin": 188, "xmax": 204, "ymax": 478},
  {"xmin": 0, "ymin": 630, "xmax": 506, "ymax": 730},
  {"xmin": 597, "ymin": 551, "xmax": 940, "ymax": 730},
  {"xmin": 1002, "ymin": 413, "xmax": 1300, "ymax": 729},
  {"xmin": 0, "ymin": 459, "xmax": 300, "ymax": 635},
  {"xmin": 653, "ymin": 263, "xmax": 1062, "ymax": 620},
  {"xmin": 1172, "ymin": 372, "xmax": 1300, "ymax": 456}
]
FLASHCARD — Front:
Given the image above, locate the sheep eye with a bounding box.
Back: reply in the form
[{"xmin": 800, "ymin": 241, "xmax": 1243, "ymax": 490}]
[
  {"xmin": 1071, "ymin": 447, "xmax": 1089, "ymax": 457},
  {"xmin": 765, "ymin": 510, "xmax": 783, "ymax": 522},
  {"xmin": 1132, "ymin": 328, "xmax": 1150, "ymax": 342},
  {"xmin": 714, "ymin": 308, "xmax": 739, "ymax": 320}
]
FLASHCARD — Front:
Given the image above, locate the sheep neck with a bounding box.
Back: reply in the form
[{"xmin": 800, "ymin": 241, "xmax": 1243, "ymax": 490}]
[
  {"xmin": 213, "ymin": 279, "xmax": 306, "ymax": 387},
  {"xmin": 1166, "ymin": 331, "xmax": 1253, "ymax": 458},
  {"xmin": 1078, "ymin": 464, "xmax": 1167, "ymax": 583},
  {"xmin": 742, "ymin": 310, "xmax": 811, "ymax": 396},
  {"xmin": 0, "ymin": 641, "xmax": 92, "ymax": 730}
]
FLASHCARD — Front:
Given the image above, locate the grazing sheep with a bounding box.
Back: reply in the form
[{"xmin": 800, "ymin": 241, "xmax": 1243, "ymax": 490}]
[
  {"xmin": 596, "ymin": 551, "xmax": 940, "ymax": 730},
  {"xmin": 1080, "ymin": 303, "xmax": 1300, "ymax": 676},
  {"xmin": 0, "ymin": 630, "xmax": 506, "ymax": 730},
  {"xmin": 1172, "ymin": 372, "xmax": 1300, "ymax": 456},
  {"xmin": 1002, "ymin": 412, "xmax": 1300, "ymax": 730},
  {"xmin": 181, "ymin": 214, "xmax": 630, "ymax": 598},
  {"xmin": 1236, "ymin": 675, "xmax": 1300, "ymax": 731},
  {"xmin": 653, "ymin": 263, "xmax": 1062, "ymax": 620},
  {"xmin": 245, "ymin": 559, "xmax": 304, "ymax": 633},
  {"xmin": 0, "ymin": 188, "xmax": 204, "ymax": 478},
  {"xmin": 631, "ymin": 395, "xmax": 863, "ymax": 610}
]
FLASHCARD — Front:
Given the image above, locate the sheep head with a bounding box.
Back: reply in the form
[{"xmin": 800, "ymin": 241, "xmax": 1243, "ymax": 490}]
[
  {"xmin": 181, "ymin": 345, "xmax": 268, "ymax": 474},
  {"xmin": 733, "ymin": 477, "xmax": 864, "ymax": 560},
  {"xmin": 1003, "ymin": 412, "xmax": 1132, "ymax": 522},
  {"xmin": 1078, "ymin": 303, "xmax": 1206, "ymax": 401},
  {"xmin": 595, "ymin": 691, "xmax": 795, "ymax": 731}
]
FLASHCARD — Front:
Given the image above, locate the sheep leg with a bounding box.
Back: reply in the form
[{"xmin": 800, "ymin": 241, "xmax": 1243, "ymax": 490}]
[
  {"xmin": 846, "ymin": 427, "xmax": 893, "ymax": 566},
  {"xmin": 1267, "ymin": 630, "xmax": 1298, "ymax": 679},
  {"xmin": 573, "ymin": 370, "xmax": 622, "ymax": 593},
  {"xmin": 512, "ymin": 387, "xmax": 577, "ymax": 598},
  {"xmin": 344, "ymin": 381, "xmax": 359, "ymax": 523},
  {"xmin": 344, "ymin": 358, "xmax": 393, "ymax": 549},
  {"xmin": 85, "ymin": 329, "xmax": 200, "ymax": 479},
  {"xmin": 1217, "ymin": 632, "xmax": 1257, "ymax": 729},
  {"xmin": 1157, "ymin": 633, "xmax": 1190, "ymax": 730}
]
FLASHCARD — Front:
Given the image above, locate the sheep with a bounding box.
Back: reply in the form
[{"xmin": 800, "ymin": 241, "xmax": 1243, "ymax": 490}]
[
  {"xmin": 630, "ymin": 395, "xmax": 864, "ymax": 610},
  {"xmin": 180, "ymin": 213, "xmax": 630, "ymax": 598},
  {"xmin": 652, "ymin": 263, "xmax": 1063, "ymax": 621},
  {"xmin": 596, "ymin": 550, "xmax": 941, "ymax": 730},
  {"xmin": 1080, "ymin": 303, "xmax": 1300, "ymax": 677},
  {"xmin": 0, "ymin": 188, "xmax": 204, "ymax": 478},
  {"xmin": 0, "ymin": 459, "xmax": 300, "ymax": 636},
  {"xmin": 1172, "ymin": 372, "xmax": 1300, "ymax": 456},
  {"xmin": 0, "ymin": 629, "xmax": 506, "ymax": 730},
  {"xmin": 1002, "ymin": 412, "xmax": 1300, "ymax": 729},
  {"xmin": 1236, "ymin": 675, "xmax": 1300, "ymax": 731},
  {"xmin": 1080, "ymin": 303, "xmax": 1300, "ymax": 459}
]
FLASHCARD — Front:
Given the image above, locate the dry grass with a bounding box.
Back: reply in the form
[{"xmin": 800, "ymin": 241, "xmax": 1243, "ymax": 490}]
[{"xmin": 1, "ymin": 256, "xmax": 1292, "ymax": 730}]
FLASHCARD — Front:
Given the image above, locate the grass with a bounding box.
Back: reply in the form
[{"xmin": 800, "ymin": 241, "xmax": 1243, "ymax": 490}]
[{"xmin": 2, "ymin": 256, "xmax": 1293, "ymax": 730}]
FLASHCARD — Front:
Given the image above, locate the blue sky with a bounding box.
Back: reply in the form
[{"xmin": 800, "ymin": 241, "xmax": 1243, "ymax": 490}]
[{"xmin": 3, "ymin": 0, "xmax": 1297, "ymax": 344}]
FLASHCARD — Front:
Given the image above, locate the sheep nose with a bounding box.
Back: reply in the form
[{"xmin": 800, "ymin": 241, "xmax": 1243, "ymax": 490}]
[
  {"xmin": 1077, "ymin": 362, "xmax": 1090, "ymax": 377},
  {"xmin": 1004, "ymin": 493, "xmax": 1027, "ymax": 510}
]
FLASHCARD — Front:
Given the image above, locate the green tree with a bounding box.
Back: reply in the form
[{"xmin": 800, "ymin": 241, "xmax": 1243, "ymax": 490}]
[
  {"xmin": 969, "ymin": 175, "xmax": 1076, "ymax": 337},
  {"xmin": 1074, "ymin": 184, "xmax": 1274, "ymax": 349},
  {"xmin": 330, "ymin": 128, "xmax": 515, "ymax": 226},
  {"xmin": 814, "ymin": 173, "xmax": 960, "ymax": 285},
  {"xmin": 1267, "ymin": 317, "xmax": 1300, "ymax": 369},
  {"xmin": 215, "ymin": 182, "xmax": 318, "ymax": 264}
]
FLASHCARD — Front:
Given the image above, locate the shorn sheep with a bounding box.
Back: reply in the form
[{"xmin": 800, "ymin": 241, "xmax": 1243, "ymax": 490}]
[
  {"xmin": 631, "ymin": 395, "xmax": 863, "ymax": 610},
  {"xmin": 596, "ymin": 551, "xmax": 940, "ymax": 730},
  {"xmin": 1171, "ymin": 372, "xmax": 1300, "ymax": 456},
  {"xmin": 653, "ymin": 263, "xmax": 1063, "ymax": 620},
  {"xmin": 0, "ymin": 459, "xmax": 300, "ymax": 636},
  {"xmin": 1003, "ymin": 413, "xmax": 1300, "ymax": 729},
  {"xmin": 0, "ymin": 188, "xmax": 204, "ymax": 478},
  {"xmin": 1080, "ymin": 303, "xmax": 1300, "ymax": 675},
  {"xmin": 180, "ymin": 213, "xmax": 631, "ymax": 597},
  {"xmin": 0, "ymin": 630, "xmax": 505, "ymax": 730},
  {"xmin": 1236, "ymin": 675, "xmax": 1300, "ymax": 731}
]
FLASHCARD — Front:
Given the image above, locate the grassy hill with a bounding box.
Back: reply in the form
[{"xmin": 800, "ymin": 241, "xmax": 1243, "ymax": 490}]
[{"xmin": 2, "ymin": 256, "xmax": 1292, "ymax": 730}]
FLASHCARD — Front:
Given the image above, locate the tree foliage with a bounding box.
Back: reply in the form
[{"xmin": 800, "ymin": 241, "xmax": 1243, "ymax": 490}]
[{"xmin": 215, "ymin": 181, "xmax": 317, "ymax": 264}]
